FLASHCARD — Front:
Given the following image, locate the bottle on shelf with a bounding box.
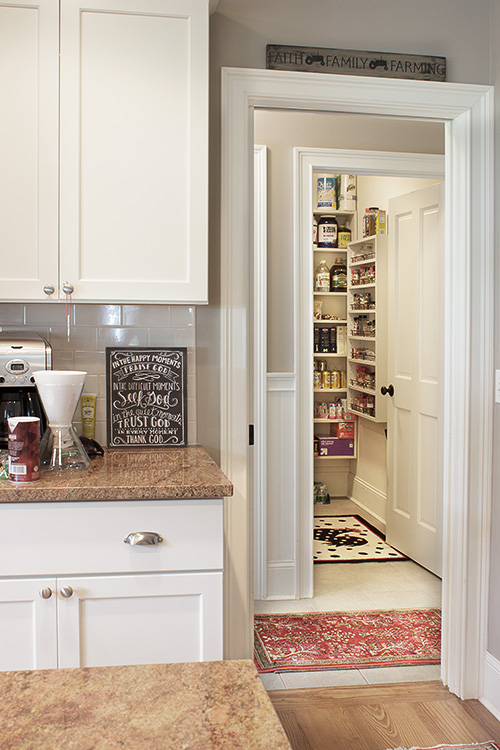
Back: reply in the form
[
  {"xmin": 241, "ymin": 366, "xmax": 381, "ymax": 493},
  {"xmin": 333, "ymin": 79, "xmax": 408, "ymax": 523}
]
[
  {"xmin": 314, "ymin": 259, "xmax": 331, "ymax": 291},
  {"xmin": 317, "ymin": 215, "xmax": 338, "ymax": 248},
  {"xmin": 363, "ymin": 207, "xmax": 379, "ymax": 237},
  {"xmin": 337, "ymin": 225, "xmax": 351, "ymax": 249},
  {"xmin": 330, "ymin": 257, "xmax": 347, "ymax": 292}
]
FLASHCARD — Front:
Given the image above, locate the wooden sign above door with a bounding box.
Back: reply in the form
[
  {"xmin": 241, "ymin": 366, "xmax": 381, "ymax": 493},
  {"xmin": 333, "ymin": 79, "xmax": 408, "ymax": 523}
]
[{"xmin": 266, "ymin": 45, "xmax": 446, "ymax": 82}]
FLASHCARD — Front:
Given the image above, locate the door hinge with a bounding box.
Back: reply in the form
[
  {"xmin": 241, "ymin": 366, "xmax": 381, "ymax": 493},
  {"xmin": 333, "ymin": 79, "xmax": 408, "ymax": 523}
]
[{"xmin": 249, "ymin": 424, "xmax": 255, "ymax": 446}]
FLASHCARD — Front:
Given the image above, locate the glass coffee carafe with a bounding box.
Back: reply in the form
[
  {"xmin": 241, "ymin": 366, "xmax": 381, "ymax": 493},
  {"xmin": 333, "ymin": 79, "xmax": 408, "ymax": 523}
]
[{"xmin": 33, "ymin": 371, "xmax": 90, "ymax": 471}]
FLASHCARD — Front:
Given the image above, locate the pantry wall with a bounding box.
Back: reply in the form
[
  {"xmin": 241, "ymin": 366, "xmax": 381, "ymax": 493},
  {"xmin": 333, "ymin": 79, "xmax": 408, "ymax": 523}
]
[{"xmin": 253, "ymin": 108, "xmax": 444, "ymax": 601}]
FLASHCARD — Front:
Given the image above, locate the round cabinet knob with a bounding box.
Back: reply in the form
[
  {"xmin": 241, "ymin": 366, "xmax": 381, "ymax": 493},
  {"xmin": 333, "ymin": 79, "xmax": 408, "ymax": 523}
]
[
  {"xmin": 380, "ymin": 384, "xmax": 395, "ymax": 397},
  {"xmin": 60, "ymin": 586, "xmax": 74, "ymax": 598},
  {"xmin": 39, "ymin": 587, "xmax": 53, "ymax": 600},
  {"xmin": 62, "ymin": 283, "xmax": 74, "ymax": 295},
  {"xmin": 43, "ymin": 285, "xmax": 55, "ymax": 296}
]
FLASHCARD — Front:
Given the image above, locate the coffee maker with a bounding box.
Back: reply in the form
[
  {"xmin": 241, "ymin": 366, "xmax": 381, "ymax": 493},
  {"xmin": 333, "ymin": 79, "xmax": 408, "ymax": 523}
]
[{"xmin": 0, "ymin": 332, "xmax": 53, "ymax": 450}]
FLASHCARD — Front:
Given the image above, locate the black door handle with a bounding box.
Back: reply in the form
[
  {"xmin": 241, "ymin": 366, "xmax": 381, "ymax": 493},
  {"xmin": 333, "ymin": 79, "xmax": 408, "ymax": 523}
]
[{"xmin": 380, "ymin": 384, "xmax": 394, "ymax": 397}]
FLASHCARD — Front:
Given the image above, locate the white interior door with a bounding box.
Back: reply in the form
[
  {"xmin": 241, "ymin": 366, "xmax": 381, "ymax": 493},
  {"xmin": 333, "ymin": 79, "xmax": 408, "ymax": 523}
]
[{"xmin": 386, "ymin": 183, "xmax": 444, "ymax": 576}]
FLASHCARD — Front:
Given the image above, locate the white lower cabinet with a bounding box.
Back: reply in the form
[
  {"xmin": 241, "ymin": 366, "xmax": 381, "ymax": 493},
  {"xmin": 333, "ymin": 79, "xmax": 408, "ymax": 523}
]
[
  {"xmin": 0, "ymin": 499, "xmax": 223, "ymax": 672},
  {"xmin": 0, "ymin": 578, "xmax": 58, "ymax": 671},
  {"xmin": 57, "ymin": 572, "xmax": 222, "ymax": 669}
]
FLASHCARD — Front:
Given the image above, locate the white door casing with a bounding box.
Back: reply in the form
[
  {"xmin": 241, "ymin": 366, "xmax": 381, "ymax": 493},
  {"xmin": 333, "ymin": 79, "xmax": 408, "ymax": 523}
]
[
  {"xmin": 386, "ymin": 184, "xmax": 444, "ymax": 577},
  {"xmin": 220, "ymin": 68, "xmax": 494, "ymax": 700},
  {"xmin": 294, "ymin": 150, "xmax": 445, "ymax": 602}
]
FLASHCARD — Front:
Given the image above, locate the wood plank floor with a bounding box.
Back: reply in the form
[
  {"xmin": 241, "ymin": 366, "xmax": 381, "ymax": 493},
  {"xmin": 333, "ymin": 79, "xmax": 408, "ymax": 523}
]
[{"xmin": 269, "ymin": 681, "xmax": 500, "ymax": 750}]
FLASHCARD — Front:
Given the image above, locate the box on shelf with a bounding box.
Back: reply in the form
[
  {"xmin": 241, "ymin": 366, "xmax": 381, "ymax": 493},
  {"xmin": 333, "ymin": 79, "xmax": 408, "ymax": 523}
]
[
  {"xmin": 317, "ymin": 436, "xmax": 355, "ymax": 457},
  {"xmin": 340, "ymin": 408, "xmax": 356, "ymax": 422},
  {"xmin": 330, "ymin": 422, "xmax": 355, "ymax": 439}
]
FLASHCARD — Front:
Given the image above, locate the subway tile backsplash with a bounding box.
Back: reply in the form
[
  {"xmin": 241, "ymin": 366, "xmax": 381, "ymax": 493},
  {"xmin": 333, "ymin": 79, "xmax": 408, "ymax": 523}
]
[{"xmin": 0, "ymin": 303, "xmax": 197, "ymax": 447}]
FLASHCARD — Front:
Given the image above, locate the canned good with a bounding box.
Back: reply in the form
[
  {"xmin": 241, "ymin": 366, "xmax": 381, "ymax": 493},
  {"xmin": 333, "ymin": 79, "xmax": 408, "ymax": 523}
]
[
  {"xmin": 322, "ymin": 371, "xmax": 331, "ymax": 388},
  {"xmin": 330, "ymin": 371, "xmax": 340, "ymax": 389},
  {"xmin": 340, "ymin": 370, "xmax": 347, "ymax": 388},
  {"xmin": 8, "ymin": 417, "xmax": 41, "ymax": 483},
  {"xmin": 317, "ymin": 402, "xmax": 328, "ymax": 418},
  {"xmin": 313, "ymin": 370, "xmax": 322, "ymax": 388}
]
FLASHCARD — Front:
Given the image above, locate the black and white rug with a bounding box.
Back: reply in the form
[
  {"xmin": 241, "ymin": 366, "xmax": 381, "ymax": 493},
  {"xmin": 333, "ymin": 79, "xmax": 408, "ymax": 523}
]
[{"xmin": 313, "ymin": 515, "xmax": 407, "ymax": 563}]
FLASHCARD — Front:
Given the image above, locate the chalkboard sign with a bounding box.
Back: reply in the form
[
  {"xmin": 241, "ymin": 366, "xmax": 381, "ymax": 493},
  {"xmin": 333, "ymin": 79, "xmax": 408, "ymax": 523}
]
[{"xmin": 105, "ymin": 347, "xmax": 187, "ymax": 448}]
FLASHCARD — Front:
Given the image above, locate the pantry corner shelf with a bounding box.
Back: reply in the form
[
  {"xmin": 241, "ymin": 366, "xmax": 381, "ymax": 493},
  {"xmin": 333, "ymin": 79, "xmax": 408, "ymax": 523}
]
[{"xmin": 347, "ymin": 233, "xmax": 388, "ymax": 424}]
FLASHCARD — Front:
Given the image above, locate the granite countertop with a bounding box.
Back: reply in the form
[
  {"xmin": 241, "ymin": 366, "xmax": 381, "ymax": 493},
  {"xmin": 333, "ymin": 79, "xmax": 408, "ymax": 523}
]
[
  {"xmin": 0, "ymin": 660, "xmax": 291, "ymax": 750},
  {"xmin": 0, "ymin": 445, "xmax": 233, "ymax": 503}
]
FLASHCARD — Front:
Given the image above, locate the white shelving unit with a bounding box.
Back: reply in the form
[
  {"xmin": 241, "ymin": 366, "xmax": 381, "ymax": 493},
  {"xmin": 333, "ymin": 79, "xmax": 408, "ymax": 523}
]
[
  {"xmin": 313, "ymin": 205, "xmax": 357, "ymax": 461},
  {"xmin": 346, "ymin": 235, "xmax": 388, "ymax": 423}
]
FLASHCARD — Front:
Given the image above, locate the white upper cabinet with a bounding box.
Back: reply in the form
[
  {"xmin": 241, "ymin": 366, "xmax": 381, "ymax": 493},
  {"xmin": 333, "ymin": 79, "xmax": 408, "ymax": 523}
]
[
  {"xmin": 0, "ymin": 0, "xmax": 59, "ymax": 300},
  {"xmin": 0, "ymin": 0, "xmax": 209, "ymax": 304}
]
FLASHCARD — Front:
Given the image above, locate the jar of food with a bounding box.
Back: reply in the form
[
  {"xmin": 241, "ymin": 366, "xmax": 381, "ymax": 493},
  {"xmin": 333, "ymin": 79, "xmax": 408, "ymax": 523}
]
[
  {"xmin": 330, "ymin": 258, "xmax": 347, "ymax": 292},
  {"xmin": 337, "ymin": 225, "xmax": 351, "ymax": 249},
  {"xmin": 317, "ymin": 215, "xmax": 338, "ymax": 248}
]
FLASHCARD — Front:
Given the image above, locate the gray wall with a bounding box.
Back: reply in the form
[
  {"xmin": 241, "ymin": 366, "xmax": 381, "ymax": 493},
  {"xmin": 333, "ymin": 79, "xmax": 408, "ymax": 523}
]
[
  {"xmin": 200, "ymin": 0, "xmax": 491, "ymax": 460},
  {"xmin": 199, "ymin": 0, "xmax": 498, "ymax": 662}
]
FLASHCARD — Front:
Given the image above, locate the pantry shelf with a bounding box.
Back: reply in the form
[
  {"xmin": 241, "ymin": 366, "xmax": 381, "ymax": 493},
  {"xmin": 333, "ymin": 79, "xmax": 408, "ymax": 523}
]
[
  {"xmin": 314, "ymin": 454, "xmax": 355, "ymax": 460},
  {"xmin": 313, "ymin": 388, "xmax": 346, "ymax": 394},
  {"xmin": 314, "ymin": 418, "xmax": 351, "ymax": 423},
  {"xmin": 347, "ymin": 233, "xmax": 388, "ymax": 424},
  {"xmin": 312, "ymin": 186, "xmax": 358, "ymax": 473},
  {"xmin": 313, "ymin": 319, "xmax": 347, "ymax": 325},
  {"xmin": 314, "ymin": 353, "xmax": 346, "ymax": 358},
  {"xmin": 313, "ymin": 291, "xmax": 348, "ymax": 297}
]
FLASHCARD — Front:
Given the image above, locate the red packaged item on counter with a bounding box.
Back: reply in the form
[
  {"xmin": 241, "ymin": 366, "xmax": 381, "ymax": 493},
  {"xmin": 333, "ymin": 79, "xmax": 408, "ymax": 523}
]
[{"xmin": 8, "ymin": 417, "xmax": 41, "ymax": 483}]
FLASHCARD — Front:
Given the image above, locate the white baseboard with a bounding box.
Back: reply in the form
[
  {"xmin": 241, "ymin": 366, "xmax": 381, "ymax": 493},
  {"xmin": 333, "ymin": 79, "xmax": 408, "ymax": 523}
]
[
  {"xmin": 481, "ymin": 651, "xmax": 500, "ymax": 720},
  {"xmin": 350, "ymin": 475, "xmax": 387, "ymax": 526},
  {"xmin": 265, "ymin": 561, "xmax": 297, "ymax": 600}
]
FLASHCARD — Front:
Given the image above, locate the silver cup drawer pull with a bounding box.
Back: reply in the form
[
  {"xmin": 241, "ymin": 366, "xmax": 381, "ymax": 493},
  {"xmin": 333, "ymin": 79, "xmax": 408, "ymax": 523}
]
[{"xmin": 123, "ymin": 531, "xmax": 163, "ymax": 546}]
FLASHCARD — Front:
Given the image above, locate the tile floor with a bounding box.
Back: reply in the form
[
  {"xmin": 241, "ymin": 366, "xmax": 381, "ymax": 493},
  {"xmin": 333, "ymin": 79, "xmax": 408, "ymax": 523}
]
[{"xmin": 255, "ymin": 499, "xmax": 442, "ymax": 691}]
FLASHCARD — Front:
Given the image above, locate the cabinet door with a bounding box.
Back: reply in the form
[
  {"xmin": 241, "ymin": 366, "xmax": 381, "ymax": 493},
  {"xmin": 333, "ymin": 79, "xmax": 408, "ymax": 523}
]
[
  {"xmin": 0, "ymin": 578, "xmax": 57, "ymax": 671},
  {"xmin": 57, "ymin": 572, "xmax": 222, "ymax": 668},
  {"xmin": 59, "ymin": 0, "xmax": 208, "ymax": 303},
  {"xmin": 0, "ymin": 0, "xmax": 59, "ymax": 301}
]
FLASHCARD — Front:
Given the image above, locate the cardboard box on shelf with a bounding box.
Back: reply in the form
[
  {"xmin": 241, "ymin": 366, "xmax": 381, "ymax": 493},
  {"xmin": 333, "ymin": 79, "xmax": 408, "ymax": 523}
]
[
  {"xmin": 318, "ymin": 437, "xmax": 355, "ymax": 457},
  {"xmin": 330, "ymin": 422, "xmax": 355, "ymax": 439}
]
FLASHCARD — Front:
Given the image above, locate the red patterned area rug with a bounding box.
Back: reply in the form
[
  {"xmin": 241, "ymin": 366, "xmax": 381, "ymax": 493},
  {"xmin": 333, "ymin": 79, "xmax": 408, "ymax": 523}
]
[
  {"xmin": 388, "ymin": 745, "xmax": 500, "ymax": 750},
  {"xmin": 254, "ymin": 608, "xmax": 441, "ymax": 673}
]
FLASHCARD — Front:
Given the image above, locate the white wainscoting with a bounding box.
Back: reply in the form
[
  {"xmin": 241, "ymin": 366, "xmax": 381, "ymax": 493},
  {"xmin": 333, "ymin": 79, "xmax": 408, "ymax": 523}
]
[
  {"xmin": 261, "ymin": 373, "xmax": 297, "ymax": 600},
  {"xmin": 482, "ymin": 651, "xmax": 500, "ymax": 721}
]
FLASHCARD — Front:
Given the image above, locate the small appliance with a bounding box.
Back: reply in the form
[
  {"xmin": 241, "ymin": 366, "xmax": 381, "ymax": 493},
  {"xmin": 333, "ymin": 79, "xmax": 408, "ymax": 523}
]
[{"xmin": 0, "ymin": 332, "xmax": 52, "ymax": 450}]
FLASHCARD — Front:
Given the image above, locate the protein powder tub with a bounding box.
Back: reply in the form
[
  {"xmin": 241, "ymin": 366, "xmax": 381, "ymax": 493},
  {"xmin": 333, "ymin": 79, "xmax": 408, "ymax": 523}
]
[{"xmin": 317, "ymin": 215, "xmax": 338, "ymax": 248}]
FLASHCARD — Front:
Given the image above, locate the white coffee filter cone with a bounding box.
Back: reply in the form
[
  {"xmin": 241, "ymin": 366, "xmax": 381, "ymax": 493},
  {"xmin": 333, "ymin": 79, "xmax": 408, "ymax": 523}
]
[{"xmin": 33, "ymin": 370, "xmax": 87, "ymax": 427}]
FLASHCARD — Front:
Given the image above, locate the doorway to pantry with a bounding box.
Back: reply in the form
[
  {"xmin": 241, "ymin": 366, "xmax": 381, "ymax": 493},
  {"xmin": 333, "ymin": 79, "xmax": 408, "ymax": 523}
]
[
  {"xmin": 252, "ymin": 110, "xmax": 445, "ymax": 688},
  {"xmin": 219, "ymin": 67, "xmax": 493, "ymax": 699}
]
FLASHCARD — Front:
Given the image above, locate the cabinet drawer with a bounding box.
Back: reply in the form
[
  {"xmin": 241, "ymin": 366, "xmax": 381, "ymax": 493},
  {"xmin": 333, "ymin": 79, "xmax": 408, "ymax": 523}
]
[{"xmin": 0, "ymin": 499, "xmax": 223, "ymax": 576}]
